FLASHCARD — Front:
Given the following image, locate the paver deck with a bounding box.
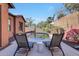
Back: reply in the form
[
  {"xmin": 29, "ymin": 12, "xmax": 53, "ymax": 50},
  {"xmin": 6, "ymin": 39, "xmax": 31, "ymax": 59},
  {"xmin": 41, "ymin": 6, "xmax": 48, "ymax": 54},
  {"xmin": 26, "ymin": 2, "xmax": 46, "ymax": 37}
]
[
  {"xmin": 0, "ymin": 40, "xmax": 79, "ymax": 56},
  {"xmin": 28, "ymin": 43, "xmax": 52, "ymax": 56}
]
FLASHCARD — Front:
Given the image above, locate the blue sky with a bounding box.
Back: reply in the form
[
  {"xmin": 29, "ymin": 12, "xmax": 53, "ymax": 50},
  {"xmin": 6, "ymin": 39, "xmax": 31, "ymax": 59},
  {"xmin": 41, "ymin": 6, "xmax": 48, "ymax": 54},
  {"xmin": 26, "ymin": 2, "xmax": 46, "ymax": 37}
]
[{"xmin": 9, "ymin": 3, "xmax": 64, "ymax": 24}]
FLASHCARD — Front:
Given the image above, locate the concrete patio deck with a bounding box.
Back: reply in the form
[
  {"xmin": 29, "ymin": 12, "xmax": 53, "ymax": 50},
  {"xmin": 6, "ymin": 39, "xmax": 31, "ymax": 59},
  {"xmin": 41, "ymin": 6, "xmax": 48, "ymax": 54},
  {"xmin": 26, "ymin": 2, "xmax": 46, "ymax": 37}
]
[{"xmin": 0, "ymin": 40, "xmax": 79, "ymax": 56}]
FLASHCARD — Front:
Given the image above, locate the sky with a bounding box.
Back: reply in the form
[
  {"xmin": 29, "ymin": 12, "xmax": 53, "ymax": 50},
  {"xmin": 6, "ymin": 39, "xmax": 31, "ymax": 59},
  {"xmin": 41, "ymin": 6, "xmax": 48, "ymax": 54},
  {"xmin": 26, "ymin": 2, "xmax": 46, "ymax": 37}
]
[{"xmin": 9, "ymin": 3, "xmax": 64, "ymax": 24}]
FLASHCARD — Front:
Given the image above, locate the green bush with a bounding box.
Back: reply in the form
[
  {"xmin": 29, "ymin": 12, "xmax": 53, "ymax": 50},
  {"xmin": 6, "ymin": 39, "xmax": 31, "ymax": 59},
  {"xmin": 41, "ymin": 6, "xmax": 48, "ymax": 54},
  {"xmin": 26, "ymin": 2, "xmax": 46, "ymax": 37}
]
[
  {"xmin": 36, "ymin": 34, "xmax": 49, "ymax": 39},
  {"xmin": 74, "ymin": 34, "xmax": 79, "ymax": 41}
]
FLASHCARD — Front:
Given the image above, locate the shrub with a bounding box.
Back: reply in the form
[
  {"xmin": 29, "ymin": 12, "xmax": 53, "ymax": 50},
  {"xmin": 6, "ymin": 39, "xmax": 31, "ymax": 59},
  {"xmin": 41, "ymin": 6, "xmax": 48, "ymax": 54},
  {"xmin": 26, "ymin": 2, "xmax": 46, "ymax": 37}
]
[
  {"xmin": 74, "ymin": 34, "xmax": 79, "ymax": 41},
  {"xmin": 65, "ymin": 29, "xmax": 79, "ymax": 43}
]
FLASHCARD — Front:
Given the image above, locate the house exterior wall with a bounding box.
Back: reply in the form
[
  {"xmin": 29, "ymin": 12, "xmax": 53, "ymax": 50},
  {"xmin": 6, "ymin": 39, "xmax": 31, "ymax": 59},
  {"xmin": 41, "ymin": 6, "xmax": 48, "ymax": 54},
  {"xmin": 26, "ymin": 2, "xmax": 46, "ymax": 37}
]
[
  {"xmin": 15, "ymin": 16, "xmax": 25, "ymax": 33},
  {"xmin": 8, "ymin": 14, "xmax": 15, "ymax": 38},
  {"xmin": 0, "ymin": 3, "xmax": 26, "ymax": 48},
  {"xmin": 0, "ymin": 3, "xmax": 27, "ymax": 48},
  {"xmin": 0, "ymin": 3, "xmax": 9, "ymax": 47},
  {"xmin": 0, "ymin": 5, "xmax": 1, "ymax": 47}
]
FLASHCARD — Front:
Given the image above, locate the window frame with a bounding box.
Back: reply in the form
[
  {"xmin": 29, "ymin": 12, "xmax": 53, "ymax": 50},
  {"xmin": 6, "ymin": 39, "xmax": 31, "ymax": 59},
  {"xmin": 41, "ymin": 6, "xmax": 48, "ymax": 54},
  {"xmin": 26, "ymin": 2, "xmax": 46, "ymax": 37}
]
[{"xmin": 8, "ymin": 17, "xmax": 11, "ymax": 32}]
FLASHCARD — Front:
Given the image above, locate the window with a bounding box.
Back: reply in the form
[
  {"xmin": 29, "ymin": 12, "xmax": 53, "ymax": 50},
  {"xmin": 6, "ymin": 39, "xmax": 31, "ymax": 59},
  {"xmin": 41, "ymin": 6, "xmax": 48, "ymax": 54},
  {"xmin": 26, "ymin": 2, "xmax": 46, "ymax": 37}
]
[
  {"xmin": 19, "ymin": 22, "xmax": 23, "ymax": 31},
  {"xmin": 8, "ymin": 18, "xmax": 11, "ymax": 31}
]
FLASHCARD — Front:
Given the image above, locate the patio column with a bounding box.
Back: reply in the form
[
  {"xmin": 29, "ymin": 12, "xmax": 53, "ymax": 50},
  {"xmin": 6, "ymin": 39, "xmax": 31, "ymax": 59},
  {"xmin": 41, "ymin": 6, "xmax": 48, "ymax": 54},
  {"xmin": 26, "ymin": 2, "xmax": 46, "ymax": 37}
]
[{"xmin": 0, "ymin": 4, "xmax": 9, "ymax": 47}]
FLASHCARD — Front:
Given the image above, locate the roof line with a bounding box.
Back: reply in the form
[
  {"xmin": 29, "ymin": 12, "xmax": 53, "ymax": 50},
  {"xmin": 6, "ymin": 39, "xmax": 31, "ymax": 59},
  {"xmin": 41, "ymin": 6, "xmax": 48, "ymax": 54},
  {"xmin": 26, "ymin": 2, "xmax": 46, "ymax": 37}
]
[
  {"xmin": 15, "ymin": 15, "xmax": 26, "ymax": 22},
  {"xmin": 8, "ymin": 3, "xmax": 15, "ymax": 8}
]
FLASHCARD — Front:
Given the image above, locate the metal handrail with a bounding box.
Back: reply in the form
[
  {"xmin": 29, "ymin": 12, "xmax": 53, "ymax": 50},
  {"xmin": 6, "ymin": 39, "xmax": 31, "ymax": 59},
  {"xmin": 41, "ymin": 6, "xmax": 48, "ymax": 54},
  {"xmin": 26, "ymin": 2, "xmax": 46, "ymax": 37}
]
[{"xmin": 25, "ymin": 31, "xmax": 49, "ymax": 38}]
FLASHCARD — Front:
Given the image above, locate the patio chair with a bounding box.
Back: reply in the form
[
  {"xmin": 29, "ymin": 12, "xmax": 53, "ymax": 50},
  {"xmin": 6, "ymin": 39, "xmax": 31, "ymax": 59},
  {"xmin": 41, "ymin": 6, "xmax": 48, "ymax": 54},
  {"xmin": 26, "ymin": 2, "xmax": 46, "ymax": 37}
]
[
  {"xmin": 44, "ymin": 33, "xmax": 65, "ymax": 56},
  {"xmin": 13, "ymin": 33, "xmax": 33, "ymax": 56}
]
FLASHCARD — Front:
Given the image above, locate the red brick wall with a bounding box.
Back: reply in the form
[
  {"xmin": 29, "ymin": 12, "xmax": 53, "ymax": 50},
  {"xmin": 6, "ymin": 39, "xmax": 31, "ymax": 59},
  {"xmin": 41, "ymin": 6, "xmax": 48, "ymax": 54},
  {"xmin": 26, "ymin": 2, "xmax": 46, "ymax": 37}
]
[
  {"xmin": 0, "ymin": 3, "xmax": 25, "ymax": 47},
  {"xmin": 15, "ymin": 16, "xmax": 25, "ymax": 33},
  {"xmin": 0, "ymin": 3, "xmax": 9, "ymax": 47},
  {"xmin": 9, "ymin": 14, "xmax": 15, "ymax": 38}
]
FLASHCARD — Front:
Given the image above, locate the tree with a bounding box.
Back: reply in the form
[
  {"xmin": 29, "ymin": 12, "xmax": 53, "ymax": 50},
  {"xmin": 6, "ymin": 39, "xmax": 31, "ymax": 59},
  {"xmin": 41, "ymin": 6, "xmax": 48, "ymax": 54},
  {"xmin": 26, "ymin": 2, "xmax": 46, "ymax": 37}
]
[
  {"xmin": 37, "ymin": 21, "xmax": 44, "ymax": 28},
  {"xmin": 26, "ymin": 17, "xmax": 34, "ymax": 27},
  {"xmin": 57, "ymin": 13, "xmax": 65, "ymax": 19},
  {"xmin": 64, "ymin": 3, "xmax": 79, "ymax": 13},
  {"xmin": 25, "ymin": 22, "xmax": 28, "ymax": 27},
  {"xmin": 37, "ymin": 19, "xmax": 55, "ymax": 32},
  {"xmin": 47, "ymin": 14, "xmax": 55, "ymax": 23},
  {"xmin": 47, "ymin": 17, "xmax": 53, "ymax": 23}
]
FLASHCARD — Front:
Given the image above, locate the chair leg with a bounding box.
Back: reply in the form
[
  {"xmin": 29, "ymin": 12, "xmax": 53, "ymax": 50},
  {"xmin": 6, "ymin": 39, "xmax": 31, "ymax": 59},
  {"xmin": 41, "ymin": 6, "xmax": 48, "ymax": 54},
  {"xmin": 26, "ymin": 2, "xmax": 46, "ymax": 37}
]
[
  {"xmin": 32, "ymin": 43, "xmax": 35, "ymax": 48},
  {"xmin": 25, "ymin": 48, "xmax": 31, "ymax": 56},
  {"xmin": 50, "ymin": 49, "xmax": 53, "ymax": 56},
  {"xmin": 43, "ymin": 42, "xmax": 48, "ymax": 47},
  {"xmin": 14, "ymin": 47, "xmax": 19, "ymax": 56},
  {"xmin": 59, "ymin": 46, "xmax": 65, "ymax": 56},
  {"xmin": 26, "ymin": 51, "xmax": 29, "ymax": 56}
]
